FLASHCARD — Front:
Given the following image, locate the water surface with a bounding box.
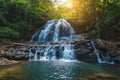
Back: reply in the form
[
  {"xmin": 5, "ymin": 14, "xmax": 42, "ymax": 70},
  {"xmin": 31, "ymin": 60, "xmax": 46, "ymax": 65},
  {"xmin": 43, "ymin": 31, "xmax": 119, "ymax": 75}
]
[{"xmin": 0, "ymin": 60, "xmax": 120, "ymax": 80}]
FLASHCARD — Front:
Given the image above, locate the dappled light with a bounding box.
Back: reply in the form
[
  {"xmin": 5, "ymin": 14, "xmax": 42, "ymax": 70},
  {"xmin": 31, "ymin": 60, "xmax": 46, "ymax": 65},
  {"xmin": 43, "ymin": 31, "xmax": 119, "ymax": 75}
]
[{"xmin": 51, "ymin": 0, "xmax": 84, "ymax": 19}]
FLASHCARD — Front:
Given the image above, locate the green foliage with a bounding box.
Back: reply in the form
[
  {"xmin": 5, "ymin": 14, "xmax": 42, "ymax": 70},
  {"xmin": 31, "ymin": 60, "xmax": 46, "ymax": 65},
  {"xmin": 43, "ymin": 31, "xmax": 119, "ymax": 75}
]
[
  {"xmin": 0, "ymin": 0, "xmax": 120, "ymax": 42},
  {"xmin": 94, "ymin": 0, "xmax": 120, "ymax": 40},
  {"xmin": 0, "ymin": 27, "xmax": 20, "ymax": 39}
]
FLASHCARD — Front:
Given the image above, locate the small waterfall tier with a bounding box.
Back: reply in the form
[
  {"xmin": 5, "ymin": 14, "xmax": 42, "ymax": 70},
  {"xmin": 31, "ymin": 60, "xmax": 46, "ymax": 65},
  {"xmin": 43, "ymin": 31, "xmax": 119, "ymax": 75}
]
[
  {"xmin": 91, "ymin": 40, "xmax": 114, "ymax": 64},
  {"xmin": 29, "ymin": 42, "xmax": 76, "ymax": 60},
  {"xmin": 30, "ymin": 19, "xmax": 76, "ymax": 60},
  {"xmin": 30, "ymin": 19, "xmax": 75, "ymax": 42}
]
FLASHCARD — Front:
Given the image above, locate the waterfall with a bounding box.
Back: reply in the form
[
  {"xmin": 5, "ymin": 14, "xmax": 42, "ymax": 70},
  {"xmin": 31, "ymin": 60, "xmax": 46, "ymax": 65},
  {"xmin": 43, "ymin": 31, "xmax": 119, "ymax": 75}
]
[
  {"xmin": 30, "ymin": 19, "xmax": 75, "ymax": 42},
  {"xmin": 91, "ymin": 40, "xmax": 114, "ymax": 64},
  {"xmin": 29, "ymin": 19, "xmax": 76, "ymax": 60}
]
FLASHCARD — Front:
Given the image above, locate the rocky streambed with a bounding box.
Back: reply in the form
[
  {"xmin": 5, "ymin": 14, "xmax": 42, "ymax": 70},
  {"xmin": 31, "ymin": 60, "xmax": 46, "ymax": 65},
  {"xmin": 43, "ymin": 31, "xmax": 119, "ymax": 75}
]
[{"xmin": 0, "ymin": 34, "xmax": 120, "ymax": 65}]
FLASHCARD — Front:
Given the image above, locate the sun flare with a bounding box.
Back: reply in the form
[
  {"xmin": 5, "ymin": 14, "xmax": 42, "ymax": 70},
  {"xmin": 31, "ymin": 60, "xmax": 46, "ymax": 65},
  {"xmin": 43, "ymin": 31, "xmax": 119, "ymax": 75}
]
[
  {"xmin": 60, "ymin": 0, "xmax": 67, "ymax": 3},
  {"xmin": 52, "ymin": 0, "xmax": 74, "ymax": 8},
  {"xmin": 66, "ymin": 3, "xmax": 73, "ymax": 8}
]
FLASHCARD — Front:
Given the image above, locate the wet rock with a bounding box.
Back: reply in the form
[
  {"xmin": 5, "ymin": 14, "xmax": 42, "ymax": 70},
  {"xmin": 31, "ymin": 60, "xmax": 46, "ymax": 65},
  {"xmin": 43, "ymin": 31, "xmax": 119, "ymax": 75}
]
[
  {"xmin": 75, "ymin": 40, "xmax": 97, "ymax": 63},
  {"xmin": 0, "ymin": 44, "xmax": 29, "ymax": 60},
  {"xmin": 74, "ymin": 40, "xmax": 90, "ymax": 49},
  {"xmin": 113, "ymin": 48, "xmax": 120, "ymax": 63},
  {"xmin": 95, "ymin": 39, "xmax": 115, "ymax": 51},
  {"xmin": 95, "ymin": 39, "xmax": 106, "ymax": 51},
  {"xmin": 77, "ymin": 52, "xmax": 97, "ymax": 63}
]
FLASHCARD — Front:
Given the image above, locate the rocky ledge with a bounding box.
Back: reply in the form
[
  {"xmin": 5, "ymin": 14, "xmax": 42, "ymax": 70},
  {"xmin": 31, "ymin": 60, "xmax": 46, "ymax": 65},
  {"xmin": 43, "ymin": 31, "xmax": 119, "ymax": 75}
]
[{"xmin": 0, "ymin": 34, "xmax": 120, "ymax": 65}]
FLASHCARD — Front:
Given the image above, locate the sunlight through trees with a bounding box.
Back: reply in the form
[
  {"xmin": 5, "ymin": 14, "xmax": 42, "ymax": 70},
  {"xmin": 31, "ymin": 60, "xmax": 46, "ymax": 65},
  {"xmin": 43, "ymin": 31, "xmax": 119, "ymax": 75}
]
[{"xmin": 0, "ymin": 0, "xmax": 120, "ymax": 42}]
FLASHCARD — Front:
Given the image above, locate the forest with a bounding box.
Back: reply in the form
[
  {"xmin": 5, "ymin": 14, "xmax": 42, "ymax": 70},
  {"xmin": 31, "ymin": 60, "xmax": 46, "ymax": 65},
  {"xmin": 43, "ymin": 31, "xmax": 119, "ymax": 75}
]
[{"xmin": 0, "ymin": 0, "xmax": 120, "ymax": 43}]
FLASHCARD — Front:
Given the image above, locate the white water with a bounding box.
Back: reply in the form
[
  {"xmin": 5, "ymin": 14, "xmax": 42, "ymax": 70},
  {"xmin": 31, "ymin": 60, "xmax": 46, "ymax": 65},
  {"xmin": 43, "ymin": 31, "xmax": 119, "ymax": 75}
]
[
  {"xmin": 31, "ymin": 19, "xmax": 75, "ymax": 42},
  {"xmin": 62, "ymin": 43, "xmax": 75, "ymax": 60},
  {"xmin": 30, "ymin": 19, "xmax": 76, "ymax": 60},
  {"xmin": 91, "ymin": 40, "xmax": 114, "ymax": 64},
  {"xmin": 29, "ymin": 43, "xmax": 76, "ymax": 60}
]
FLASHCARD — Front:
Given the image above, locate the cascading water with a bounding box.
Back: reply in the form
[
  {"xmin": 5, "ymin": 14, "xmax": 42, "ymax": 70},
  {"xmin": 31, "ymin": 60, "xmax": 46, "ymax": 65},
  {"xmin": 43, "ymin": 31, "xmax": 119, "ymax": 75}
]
[
  {"xmin": 29, "ymin": 19, "xmax": 76, "ymax": 60},
  {"xmin": 91, "ymin": 40, "xmax": 114, "ymax": 64},
  {"xmin": 30, "ymin": 19, "xmax": 75, "ymax": 42}
]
